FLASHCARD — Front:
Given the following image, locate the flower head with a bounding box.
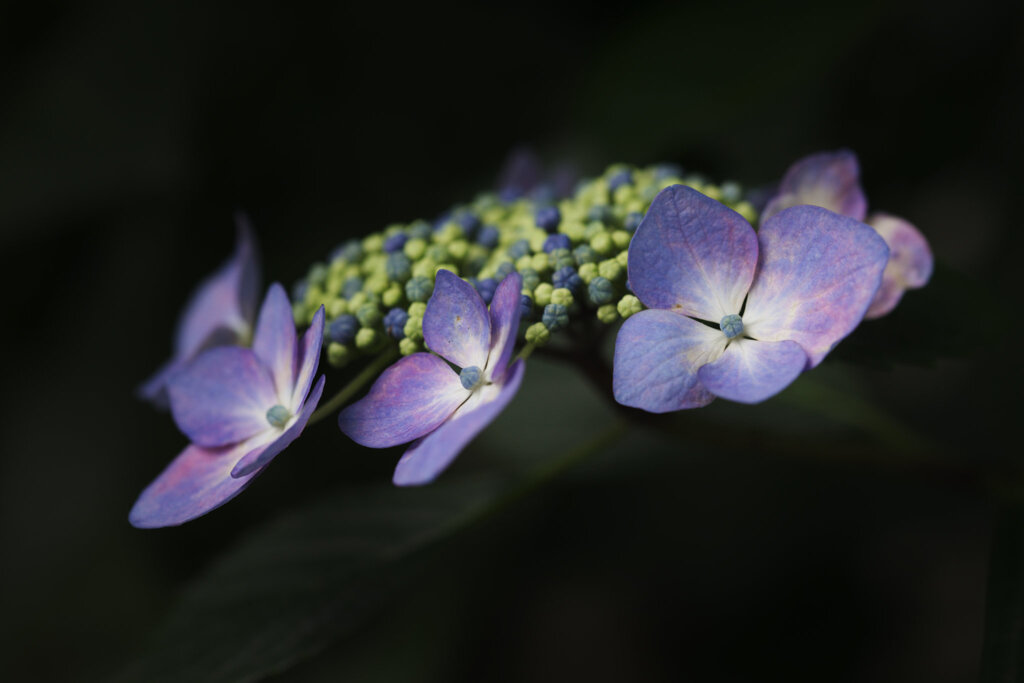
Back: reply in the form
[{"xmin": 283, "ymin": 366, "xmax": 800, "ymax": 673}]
[
  {"xmin": 613, "ymin": 186, "xmax": 889, "ymax": 412},
  {"xmin": 138, "ymin": 215, "xmax": 262, "ymax": 406},
  {"xmin": 338, "ymin": 270, "xmax": 525, "ymax": 486},
  {"xmin": 762, "ymin": 150, "xmax": 932, "ymax": 319},
  {"xmin": 130, "ymin": 284, "xmax": 325, "ymax": 528}
]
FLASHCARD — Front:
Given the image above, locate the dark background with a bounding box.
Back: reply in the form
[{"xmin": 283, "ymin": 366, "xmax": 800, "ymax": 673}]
[{"xmin": 1, "ymin": 0, "xmax": 1020, "ymax": 681}]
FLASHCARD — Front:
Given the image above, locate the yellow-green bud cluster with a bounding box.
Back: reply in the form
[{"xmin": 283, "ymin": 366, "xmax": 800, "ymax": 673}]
[{"xmin": 291, "ymin": 164, "xmax": 758, "ymax": 367}]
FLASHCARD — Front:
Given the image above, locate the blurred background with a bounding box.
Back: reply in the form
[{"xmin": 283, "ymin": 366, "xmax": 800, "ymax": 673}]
[{"xmin": 1, "ymin": 0, "xmax": 1020, "ymax": 680}]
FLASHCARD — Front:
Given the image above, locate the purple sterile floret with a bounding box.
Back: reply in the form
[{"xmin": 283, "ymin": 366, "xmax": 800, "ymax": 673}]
[
  {"xmin": 139, "ymin": 216, "xmax": 261, "ymax": 407},
  {"xmin": 762, "ymin": 150, "xmax": 932, "ymax": 319},
  {"xmin": 130, "ymin": 283, "xmax": 326, "ymax": 528},
  {"xmin": 612, "ymin": 185, "xmax": 888, "ymax": 413},
  {"xmin": 338, "ymin": 270, "xmax": 525, "ymax": 486}
]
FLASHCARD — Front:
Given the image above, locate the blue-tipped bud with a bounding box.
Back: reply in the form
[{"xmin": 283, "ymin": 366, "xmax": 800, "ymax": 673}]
[
  {"xmin": 653, "ymin": 163, "xmax": 683, "ymax": 180},
  {"xmin": 408, "ymin": 220, "xmax": 432, "ymax": 240},
  {"xmin": 385, "ymin": 252, "xmax": 412, "ymax": 282},
  {"xmin": 460, "ymin": 365, "xmax": 483, "ymax": 390},
  {"xmin": 476, "ymin": 277, "xmax": 498, "ymax": 304},
  {"xmin": 623, "ymin": 211, "xmax": 643, "ymax": 233},
  {"xmin": 383, "ymin": 233, "xmax": 408, "ymax": 253},
  {"xmin": 383, "ymin": 307, "xmax": 410, "ymax": 339},
  {"xmin": 588, "ymin": 276, "xmax": 615, "ymax": 305},
  {"xmin": 342, "ymin": 276, "xmax": 364, "ymax": 298},
  {"xmin": 535, "ymin": 206, "xmax": 561, "ymax": 233},
  {"xmin": 455, "ymin": 212, "xmax": 481, "ymax": 237},
  {"xmin": 507, "ymin": 239, "xmax": 532, "ymax": 260},
  {"xmin": 587, "ymin": 205, "xmax": 613, "ymax": 224},
  {"xmin": 494, "ymin": 262, "xmax": 515, "ymax": 280},
  {"xmin": 542, "ymin": 303, "xmax": 569, "ymax": 331},
  {"xmin": 607, "ymin": 169, "xmax": 633, "ymax": 192},
  {"xmin": 266, "ymin": 404, "xmax": 291, "ymax": 429},
  {"xmin": 519, "ymin": 293, "xmax": 534, "ymax": 320},
  {"xmin": 477, "ymin": 224, "xmax": 500, "ymax": 248},
  {"xmin": 543, "ymin": 233, "xmax": 572, "ymax": 253},
  {"xmin": 720, "ymin": 314, "xmax": 744, "ymax": 339},
  {"xmin": 327, "ymin": 314, "xmax": 359, "ymax": 344},
  {"xmin": 552, "ymin": 266, "xmax": 583, "ymax": 294},
  {"xmin": 573, "ymin": 244, "xmax": 598, "ymax": 265},
  {"xmin": 405, "ymin": 275, "xmax": 433, "ymax": 302},
  {"xmin": 519, "ymin": 267, "xmax": 540, "ymax": 291}
]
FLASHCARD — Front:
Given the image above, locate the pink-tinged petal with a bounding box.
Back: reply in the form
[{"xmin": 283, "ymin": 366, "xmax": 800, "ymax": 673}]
[
  {"xmin": 697, "ymin": 339, "xmax": 807, "ymax": 404},
  {"xmin": 743, "ymin": 206, "xmax": 889, "ymax": 367},
  {"xmin": 175, "ymin": 218, "xmax": 261, "ymax": 360},
  {"xmin": 393, "ymin": 360, "xmax": 525, "ymax": 486},
  {"xmin": 612, "ymin": 309, "xmax": 727, "ymax": 413},
  {"xmin": 486, "ymin": 272, "xmax": 523, "ymax": 382},
  {"xmin": 231, "ymin": 375, "xmax": 325, "ymax": 478},
  {"xmin": 761, "ymin": 150, "xmax": 867, "ymax": 223},
  {"xmin": 252, "ymin": 283, "xmax": 296, "ymax": 402},
  {"xmin": 168, "ymin": 347, "xmax": 278, "ymax": 447},
  {"xmin": 423, "ymin": 270, "xmax": 491, "ymax": 369},
  {"xmin": 291, "ymin": 306, "xmax": 325, "ymax": 409},
  {"xmin": 129, "ymin": 433, "xmax": 275, "ymax": 528},
  {"xmin": 864, "ymin": 213, "xmax": 934, "ymax": 319},
  {"xmin": 628, "ymin": 185, "xmax": 758, "ymax": 321},
  {"xmin": 338, "ymin": 353, "xmax": 469, "ymax": 448}
]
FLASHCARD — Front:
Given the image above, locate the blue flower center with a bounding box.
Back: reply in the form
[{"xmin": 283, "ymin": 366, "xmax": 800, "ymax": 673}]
[
  {"xmin": 266, "ymin": 404, "xmax": 291, "ymax": 429},
  {"xmin": 460, "ymin": 366, "xmax": 483, "ymax": 390},
  {"xmin": 720, "ymin": 314, "xmax": 744, "ymax": 339}
]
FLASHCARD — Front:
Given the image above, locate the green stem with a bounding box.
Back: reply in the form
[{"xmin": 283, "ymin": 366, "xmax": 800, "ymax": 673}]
[
  {"xmin": 513, "ymin": 341, "xmax": 537, "ymax": 364},
  {"xmin": 981, "ymin": 502, "xmax": 1024, "ymax": 683},
  {"xmin": 307, "ymin": 348, "xmax": 399, "ymax": 426}
]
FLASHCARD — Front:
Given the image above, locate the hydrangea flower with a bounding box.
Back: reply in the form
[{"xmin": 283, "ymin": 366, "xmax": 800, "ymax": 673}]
[
  {"xmin": 613, "ymin": 186, "xmax": 889, "ymax": 412},
  {"xmin": 762, "ymin": 150, "xmax": 933, "ymax": 319},
  {"xmin": 138, "ymin": 217, "xmax": 261, "ymax": 406},
  {"xmin": 338, "ymin": 270, "xmax": 525, "ymax": 486},
  {"xmin": 130, "ymin": 284, "xmax": 326, "ymax": 528}
]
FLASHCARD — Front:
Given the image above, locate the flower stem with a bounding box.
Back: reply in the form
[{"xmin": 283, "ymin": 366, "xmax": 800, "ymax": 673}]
[
  {"xmin": 307, "ymin": 348, "xmax": 399, "ymax": 426},
  {"xmin": 513, "ymin": 341, "xmax": 537, "ymax": 364}
]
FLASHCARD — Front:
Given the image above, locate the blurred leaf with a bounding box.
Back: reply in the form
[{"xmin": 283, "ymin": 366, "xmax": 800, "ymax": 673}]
[{"xmin": 114, "ymin": 477, "xmax": 505, "ymax": 683}]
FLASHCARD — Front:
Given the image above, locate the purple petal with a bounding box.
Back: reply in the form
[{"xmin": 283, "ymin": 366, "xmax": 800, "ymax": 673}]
[
  {"xmin": 175, "ymin": 219, "xmax": 261, "ymax": 360},
  {"xmin": 743, "ymin": 206, "xmax": 889, "ymax": 367},
  {"xmin": 168, "ymin": 347, "xmax": 278, "ymax": 447},
  {"xmin": 487, "ymin": 272, "xmax": 523, "ymax": 382},
  {"xmin": 697, "ymin": 339, "xmax": 807, "ymax": 404},
  {"xmin": 338, "ymin": 353, "xmax": 468, "ymax": 448},
  {"xmin": 231, "ymin": 375, "xmax": 325, "ymax": 478},
  {"xmin": 393, "ymin": 360, "xmax": 525, "ymax": 486},
  {"xmin": 612, "ymin": 309, "xmax": 726, "ymax": 413},
  {"xmin": 252, "ymin": 283, "xmax": 296, "ymax": 402},
  {"xmin": 761, "ymin": 150, "xmax": 867, "ymax": 223},
  {"xmin": 129, "ymin": 434, "xmax": 274, "ymax": 528},
  {"xmin": 291, "ymin": 305, "xmax": 325, "ymax": 408},
  {"xmin": 628, "ymin": 185, "xmax": 758, "ymax": 321},
  {"xmin": 864, "ymin": 213, "xmax": 933, "ymax": 319},
  {"xmin": 423, "ymin": 270, "xmax": 492, "ymax": 369}
]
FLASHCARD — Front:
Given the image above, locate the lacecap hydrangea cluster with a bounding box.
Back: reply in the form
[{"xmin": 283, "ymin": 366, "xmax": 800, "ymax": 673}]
[{"xmin": 290, "ymin": 164, "xmax": 758, "ymax": 366}]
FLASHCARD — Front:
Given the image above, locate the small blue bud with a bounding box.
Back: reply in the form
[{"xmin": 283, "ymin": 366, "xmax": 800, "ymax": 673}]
[
  {"xmin": 587, "ymin": 205, "xmax": 613, "ymax": 224},
  {"xmin": 543, "ymin": 233, "xmax": 572, "ymax": 253},
  {"xmin": 623, "ymin": 211, "xmax": 643, "ymax": 233},
  {"xmin": 383, "ymin": 233, "xmax": 409, "ymax": 253},
  {"xmin": 653, "ymin": 163, "xmax": 684, "ymax": 180},
  {"xmin": 552, "ymin": 266, "xmax": 583, "ymax": 294},
  {"xmin": 455, "ymin": 212, "xmax": 481, "ymax": 238},
  {"xmin": 588, "ymin": 276, "xmax": 615, "ymax": 305},
  {"xmin": 460, "ymin": 365, "xmax": 483, "ymax": 390},
  {"xmin": 494, "ymin": 262, "xmax": 515, "ymax": 280},
  {"xmin": 476, "ymin": 278, "xmax": 498, "ymax": 304},
  {"xmin": 342, "ymin": 276, "xmax": 364, "ymax": 298},
  {"xmin": 330, "ymin": 239, "xmax": 363, "ymax": 263},
  {"xmin": 607, "ymin": 169, "xmax": 633, "ymax": 192},
  {"xmin": 327, "ymin": 314, "xmax": 359, "ymax": 344},
  {"xmin": 383, "ymin": 307, "xmax": 410, "ymax": 339},
  {"xmin": 432, "ymin": 211, "xmax": 452, "ymax": 232},
  {"xmin": 408, "ymin": 220, "xmax": 432, "ymax": 240},
  {"xmin": 542, "ymin": 303, "xmax": 569, "ymax": 331},
  {"xmin": 476, "ymin": 224, "xmax": 500, "ymax": 248},
  {"xmin": 405, "ymin": 275, "xmax": 433, "ymax": 302},
  {"xmin": 519, "ymin": 294, "xmax": 534, "ymax": 320},
  {"xmin": 573, "ymin": 245, "xmax": 598, "ymax": 265},
  {"xmin": 507, "ymin": 239, "xmax": 532, "ymax": 260},
  {"xmin": 519, "ymin": 267, "xmax": 540, "ymax": 291},
  {"xmin": 266, "ymin": 404, "xmax": 291, "ymax": 429},
  {"xmin": 385, "ymin": 252, "xmax": 412, "ymax": 281},
  {"xmin": 535, "ymin": 206, "xmax": 561, "ymax": 233},
  {"xmin": 720, "ymin": 313, "xmax": 744, "ymax": 339},
  {"xmin": 529, "ymin": 184, "xmax": 556, "ymax": 204}
]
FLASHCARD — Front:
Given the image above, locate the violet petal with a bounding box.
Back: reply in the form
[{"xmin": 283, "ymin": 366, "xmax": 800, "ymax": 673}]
[
  {"xmin": 423, "ymin": 270, "xmax": 491, "ymax": 369},
  {"xmin": 252, "ymin": 283, "xmax": 297, "ymax": 402},
  {"xmin": 864, "ymin": 213, "xmax": 934, "ymax": 319},
  {"xmin": 337, "ymin": 352, "xmax": 468, "ymax": 448},
  {"xmin": 743, "ymin": 206, "xmax": 889, "ymax": 367},
  {"xmin": 761, "ymin": 149, "xmax": 868, "ymax": 223},
  {"xmin": 486, "ymin": 272, "xmax": 523, "ymax": 382},
  {"xmin": 290, "ymin": 305, "xmax": 325, "ymax": 409},
  {"xmin": 697, "ymin": 339, "xmax": 808, "ymax": 404},
  {"xmin": 628, "ymin": 185, "xmax": 758, "ymax": 321}
]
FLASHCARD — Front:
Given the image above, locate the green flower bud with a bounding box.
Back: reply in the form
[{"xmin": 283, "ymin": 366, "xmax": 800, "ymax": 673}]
[
  {"xmin": 736, "ymin": 201, "xmax": 757, "ymax": 224},
  {"xmin": 534, "ymin": 282, "xmax": 553, "ymax": 307},
  {"xmin": 292, "ymin": 302, "xmax": 307, "ymax": 326},
  {"xmin": 590, "ymin": 231, "xmax": 613, "ymax": 255},
  {"xmin": 562, "ymin": 220, "xmax": 585, "ymax": 243},
  {"xmin": 550, "ymin": 287, "xmax": 574, "ymax": 307},
  {"xmin": 355, "ymin": 327, "xmax": 380, "ymax": 350},
  {"xmin": 362, "ymin": 234, "xmax": 384, "ymax": 253},
  {"xmin": 519, "ymin": 267, "xmax": 540, "ymax": 291},
  {"xmin": 411, "ymin": 258, "xmax": 437, "ymax": 279},
  {"xmin": 447, "ymin": 239, "xmax": 469, "ymax": 261},
  {"xmin": 597, "ymin": 304, "xmax": 620, "ymax": 324},
  {"xmin": 617, "ymin": 294, "xmax": 643, "ymax": 319},
  {"xmin": 404, "ymin": 237, "xmax": 427, "ymax": 261},
  {"xmin": 578, "ymin": 262, "xmax": 598, "ymax": 284},
  {"xmin": 403, "ymin": 316, "xmax": 424, "ymax": 341},
  {"xmin": 307, "ymin": 262, "xmax": 328, "ymax": 287},
  {"xmin": 382, "ymin": 282, "xmax": 404, "ymax": 308},
  {"xmin": 525, "ymin": 321, "xmax": 551, "ymax": 346},
  {"xmin": 701, "ymin": 184, "xmax": 722, "ymax": 201},
  {"xmin": 611, "ymin": 230, "xmax": 632, "ymax": 250},
  {"xmin": 356, "ymin": 303, "xmax": 382, "ymax": 328},
  {"xmin": 530, "ymin": 252, "xmax": 550, "ymax": 273},
  {"xmin": 515, "ymin": 255, "xmax": 533, "ymax": 272},
  {"xmin": 434, "ymin": 223, "xmax": 462, "ymax": 245},
  {"xmin": 598, "ymin": 259, "xmax": 623, "ymax": 281},
  {"xmin": 365, "ymin": 272, "xmax": 389, "ymax": 295},
  {"xmin": 616, "ymin": 250, "xmax": 629, "ymax": 268},
  {"xmin": 435, "ymin": 263, "xmax": 459, "ymax": 277},
  {"xmin": 327, "ymin": 342, "xmax": 351, "ymax": 368},
  {"xmin": 328, "ymin": 298, "xmax": 347, "ymax": 318},
  {"xmin": 399, "ymin": 337, "xmax": 420, "ymax": 356},
  {"xmin": 408, "ymin": 302, "xmax": 427, "ymax": 317}
]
